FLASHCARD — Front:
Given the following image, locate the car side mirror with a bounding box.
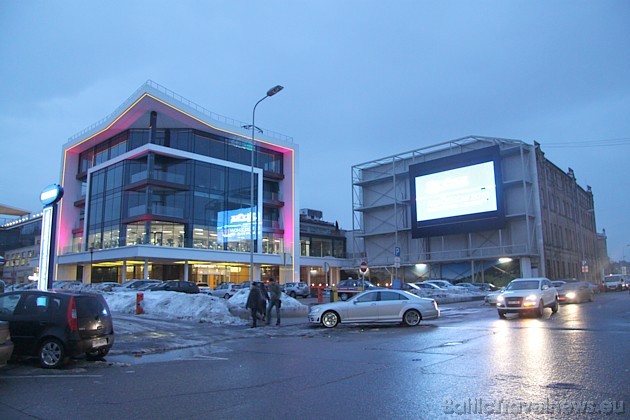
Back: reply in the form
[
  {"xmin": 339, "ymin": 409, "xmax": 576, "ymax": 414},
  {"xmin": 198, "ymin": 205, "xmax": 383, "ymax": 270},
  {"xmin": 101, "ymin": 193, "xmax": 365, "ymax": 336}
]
[
  {"xmin": 542, "ymin": 285, "xmax": 549, "ymax": 290},
  {"xmin": 353, "ymin": 300, "xmax": 358, "ymax": 305}
]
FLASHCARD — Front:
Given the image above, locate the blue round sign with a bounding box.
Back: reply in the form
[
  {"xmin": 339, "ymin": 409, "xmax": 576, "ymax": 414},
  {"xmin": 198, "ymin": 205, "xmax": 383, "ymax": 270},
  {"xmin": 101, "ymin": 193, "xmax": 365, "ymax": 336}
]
[{"xmin": 40, "ymin": 184, "xmax": 64, "ymax": 206}]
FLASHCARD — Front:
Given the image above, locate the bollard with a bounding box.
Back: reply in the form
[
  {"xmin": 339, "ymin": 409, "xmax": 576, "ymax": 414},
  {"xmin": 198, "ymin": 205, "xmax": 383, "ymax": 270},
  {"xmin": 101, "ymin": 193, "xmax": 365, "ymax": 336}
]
[
  {"xmin": 331, "ymin": 285, "xmax": 337, "ymax": 302},
  {"xmin": 136, "ymin": 292, "xmax": 144, "ymax": 315},
  {"xmin": 318, "ymin": 287, "xmax": 323, "ymax": 304}
]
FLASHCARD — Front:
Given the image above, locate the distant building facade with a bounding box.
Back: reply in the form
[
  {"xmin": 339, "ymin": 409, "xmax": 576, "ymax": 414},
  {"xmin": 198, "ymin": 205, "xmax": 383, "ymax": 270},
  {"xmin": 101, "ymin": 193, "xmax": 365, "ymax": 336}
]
[
  {"xmin": 351, "ymin": 136, "xmax": 604, "ymax": 285},
  {"xmin": 298, "ymin": 208, "xmax": 348, "ymax": 286},
  {"xmin": 0, "ymin": 211, "xmax": 42, "ymax": 284}
]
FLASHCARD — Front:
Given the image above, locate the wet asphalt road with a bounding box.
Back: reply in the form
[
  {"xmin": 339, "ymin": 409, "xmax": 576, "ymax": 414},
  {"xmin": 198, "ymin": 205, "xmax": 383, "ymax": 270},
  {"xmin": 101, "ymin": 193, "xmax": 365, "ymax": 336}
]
[{"xmin": 1, "ymin": 292, "xmax": 629, "ymax": 419}]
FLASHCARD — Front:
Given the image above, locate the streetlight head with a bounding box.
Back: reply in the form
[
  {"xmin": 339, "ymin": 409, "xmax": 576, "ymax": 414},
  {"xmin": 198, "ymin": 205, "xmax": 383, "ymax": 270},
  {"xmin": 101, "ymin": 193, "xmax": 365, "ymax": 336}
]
[{"xmin": 266, "ymin": 85, "xmax": 284, "ymax": 97}]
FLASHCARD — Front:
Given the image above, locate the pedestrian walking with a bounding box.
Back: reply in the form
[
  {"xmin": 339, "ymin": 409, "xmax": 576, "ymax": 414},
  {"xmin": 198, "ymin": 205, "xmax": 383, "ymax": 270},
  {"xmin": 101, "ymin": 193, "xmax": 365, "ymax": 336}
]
[
  {"xmin": 266, "ymin": 277, "xmax": 282, "ymax": 325},
  {"xmin": 259, "ymin": 281, "xmax": 269, "ymax": 322},
  {"xmin": 246, "ymin": 282, "xmax": 263, "ymax": 328}
]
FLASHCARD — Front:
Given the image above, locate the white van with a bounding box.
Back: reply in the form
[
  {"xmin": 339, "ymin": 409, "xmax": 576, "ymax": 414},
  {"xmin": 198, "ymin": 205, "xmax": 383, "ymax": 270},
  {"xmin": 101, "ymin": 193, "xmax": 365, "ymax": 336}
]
[{"xmin": 603, "ymin": 274, "xmax": 626, "ymax": 291}]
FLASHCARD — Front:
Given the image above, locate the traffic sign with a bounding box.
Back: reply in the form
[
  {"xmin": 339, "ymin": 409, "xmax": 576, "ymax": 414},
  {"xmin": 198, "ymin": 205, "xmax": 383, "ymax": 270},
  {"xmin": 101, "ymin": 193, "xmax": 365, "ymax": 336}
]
[
  {"xmin": 394, "ymin": 247, "xmax": 401, "ymax": 257},
  {"xmin": 360, "ymin": 261, "xmax": 368, "ymax": 273}
]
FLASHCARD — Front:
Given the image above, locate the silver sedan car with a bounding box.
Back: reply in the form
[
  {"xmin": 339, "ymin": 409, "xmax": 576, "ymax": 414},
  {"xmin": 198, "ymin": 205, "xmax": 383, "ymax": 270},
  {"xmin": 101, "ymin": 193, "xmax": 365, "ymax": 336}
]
[{"xmin": 308, "ymin": 289, "xmax": 440, "ymax": 328}]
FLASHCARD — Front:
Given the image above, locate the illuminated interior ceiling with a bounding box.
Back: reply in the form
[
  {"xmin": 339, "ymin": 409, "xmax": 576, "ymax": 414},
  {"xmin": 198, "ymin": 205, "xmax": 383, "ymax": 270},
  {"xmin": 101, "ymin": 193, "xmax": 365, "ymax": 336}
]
[{"xmin": 92, "ymin": 260, "xmax": 274, "ymax": 268}]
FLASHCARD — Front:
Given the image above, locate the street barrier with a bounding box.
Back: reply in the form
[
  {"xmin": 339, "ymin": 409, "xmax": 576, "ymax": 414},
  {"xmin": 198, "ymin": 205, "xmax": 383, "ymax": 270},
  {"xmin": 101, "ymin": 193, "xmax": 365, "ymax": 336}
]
[{"xmin": 136, "ymin": 292, "xmax": 144, "ymax": 314}]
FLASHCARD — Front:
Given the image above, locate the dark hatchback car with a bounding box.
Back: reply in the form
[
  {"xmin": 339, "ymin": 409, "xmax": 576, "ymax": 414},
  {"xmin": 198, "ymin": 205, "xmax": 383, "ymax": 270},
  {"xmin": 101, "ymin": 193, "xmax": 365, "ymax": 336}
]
[
  {"xmin": 147, "ymin": 280, "xmax": 199, "ymax": 294},
  {"xmin": 0, "ymin": 290, "xmax": 115, "ymax": 368}
]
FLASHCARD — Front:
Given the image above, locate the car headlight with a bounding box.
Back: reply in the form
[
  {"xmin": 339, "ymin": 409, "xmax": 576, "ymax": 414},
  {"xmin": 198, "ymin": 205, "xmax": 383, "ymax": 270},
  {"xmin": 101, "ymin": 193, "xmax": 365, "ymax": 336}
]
[
  {"xmin": 496, "ymin": 295, "xmax": 505, "ymax": 302},
  {"xmin": 566, "ymin": 292, "xmax": 576, "ymax": 299},
  {"xmin": 525, "ymin": 294, "xmax": 537, "ymax": 302},
  {"xmin": 310, "ymin": 306, "xmax": 322, "ymax": 314}
]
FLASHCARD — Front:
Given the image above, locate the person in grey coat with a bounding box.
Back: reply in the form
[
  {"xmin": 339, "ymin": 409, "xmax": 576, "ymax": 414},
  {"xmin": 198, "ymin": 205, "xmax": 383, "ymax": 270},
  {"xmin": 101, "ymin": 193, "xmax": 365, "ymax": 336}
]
[{"xmin": 266, "ymin": 278, "xmax": 282, "ymax": 326}]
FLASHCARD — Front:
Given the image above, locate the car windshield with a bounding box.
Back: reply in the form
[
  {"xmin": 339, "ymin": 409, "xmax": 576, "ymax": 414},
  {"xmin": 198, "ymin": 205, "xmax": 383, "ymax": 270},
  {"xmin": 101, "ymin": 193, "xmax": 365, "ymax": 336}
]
[{"xmin": 506, "ymin": 280, "xmax": 540, "ymax": 290}]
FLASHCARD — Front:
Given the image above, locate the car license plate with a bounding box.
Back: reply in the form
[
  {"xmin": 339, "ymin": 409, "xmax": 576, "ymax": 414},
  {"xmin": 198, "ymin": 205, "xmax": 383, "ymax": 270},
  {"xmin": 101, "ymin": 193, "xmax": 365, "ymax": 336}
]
[
  {"xmin": 92, "ymin": 338, "xmax": 107, "ymax": 348},
  {"xmin": 507, "ymin": 299, "xmax": 519, "ymax": 304}
]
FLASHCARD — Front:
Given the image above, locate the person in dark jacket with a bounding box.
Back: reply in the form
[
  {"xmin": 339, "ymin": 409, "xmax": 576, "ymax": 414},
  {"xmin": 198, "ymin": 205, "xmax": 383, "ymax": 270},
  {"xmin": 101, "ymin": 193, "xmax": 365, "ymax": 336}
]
[
  {"xmin": 266, "ymin": 278, "xmax": 282, "ymax": 325},
  {"xmin": 259, "ymin": 281, "xmax": 269, "ymax": 322},
  {"xmin": 246, "ymin": 282, "xmax": 264, "ymax": 327}
]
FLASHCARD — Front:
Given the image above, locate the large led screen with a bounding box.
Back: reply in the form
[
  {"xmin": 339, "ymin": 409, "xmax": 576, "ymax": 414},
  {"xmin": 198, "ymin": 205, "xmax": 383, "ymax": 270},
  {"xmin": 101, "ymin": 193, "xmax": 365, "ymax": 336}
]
[
  {"xmin": 217, "ymin": 206, "xmax": 258, "ymax": 244},
  {"xmin": 409, "ymin": 146, "xmax": 505, "ymax": 238}
]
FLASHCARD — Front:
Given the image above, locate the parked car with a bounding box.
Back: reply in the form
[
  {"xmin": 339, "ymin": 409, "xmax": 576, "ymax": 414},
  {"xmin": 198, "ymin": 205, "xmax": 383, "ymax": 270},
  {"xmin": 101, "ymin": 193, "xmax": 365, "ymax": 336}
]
[
  {"xmin": 412, "ymin": 282, "xmax": 443, "ymax": 291},
  {"xmin": 496, "ymin": 277, "xmax": 559, "ymax": 318},
  {"xmin": 196, "ymin": 283, "xmax": 212, "ymax": 294},
  {"xmin": 211, "ymin": 282, "xmax": 238, "ymax": 299},
  {"xmin": 308, "ymin": 289, "xmax": 440, "ymax": 328},
  {"xmin": 556, "ymin": 281, "xmax": 594, "ymax": 303},
  {"xmin": 455, "ymin": 282, "xmax": 483, "ymax": 291},
  {"xmin": 402, "ymin": 282, "xmax": 442, "ymax": 296},
  {"xmin": 0, "ymin": 320, "xmax": 13, "ymax": 368},
  {"xmin": 424, "ymin": 280, "xmax": 465, "ymax": 290},
  {"xmin": 284, "ymin": 282, "xmax": 310, "ymax": 298},
  {"xmin": 476, "ymin": 282, "xmax": 500, "ymax": 291},
  {"xmin": 0, "ymin": 290, "xmax": 115, "ymax": 368},
  {"xmin": 52, "ymin": 281, "xmax": 83, "ymax": 291},
  {"xmin": 147, "ymin": 281, "xmax": 199, "ymax": 294},
  {"xmin": 121, "ymin": 279, "xmax": 162, "ymax": 290},
  {"xmin": 335, "ymin": 279, "xmax": 379, "ymax": 301},
  {"xmin": 90, "ymin": 282, "xmax": 122, "ymax": 292}
]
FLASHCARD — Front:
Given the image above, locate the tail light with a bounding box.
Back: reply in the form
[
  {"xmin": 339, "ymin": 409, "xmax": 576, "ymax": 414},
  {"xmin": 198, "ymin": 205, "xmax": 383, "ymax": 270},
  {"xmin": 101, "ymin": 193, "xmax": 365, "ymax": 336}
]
[{"xmin": 67, "ymin": 296, "xmax": 78, "ymax": 332}]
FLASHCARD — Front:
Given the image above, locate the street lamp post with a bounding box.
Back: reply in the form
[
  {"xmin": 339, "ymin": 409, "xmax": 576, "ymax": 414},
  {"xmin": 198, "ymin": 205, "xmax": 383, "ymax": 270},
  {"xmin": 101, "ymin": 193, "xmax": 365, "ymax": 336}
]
[
  {"xmin": 245, "ymin": 85, "xmax": 284, "ymax": 285},
  {"xmin": 89, "ymin": 246, "xmax": 94, "ymax": 282}
]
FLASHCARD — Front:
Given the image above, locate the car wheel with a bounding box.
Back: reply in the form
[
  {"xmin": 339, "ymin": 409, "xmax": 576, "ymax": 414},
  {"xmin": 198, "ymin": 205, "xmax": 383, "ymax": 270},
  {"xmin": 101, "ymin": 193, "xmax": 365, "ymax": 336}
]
[
  {"xmin": 403, "ymin": 309, "xmax": 422, "ymax": 326},
  {"xmin": 535, "ymin": 300, "xmax": 544, "ymax": 318},
  {"xmin": 86, "ymin": 347, "xmax": 110, "ymax": 361},
  {"xmin": 223, "ymin": 294, "xmax": 230, "ymax": 299},
  {"xmin": 340, "ymin": 293, "xmax": 349, "ymax": 301},
  {"xmin": 551, "ymin": 299, "xmax": 559, "ymax": 314},
  {"xmin": 38, "ymin": 338, "xmax": 67, "ymax": 369},
  {"xmin": 321, "ymin": 311, "xmax": 339, "ymax": 328},
  {"xmin": 289, "ymin": 291, "xmax": 296, "ymax": 298},
  {"xmin": 498, "ymin": 310, "xmax": 506, "ymax": 319}
]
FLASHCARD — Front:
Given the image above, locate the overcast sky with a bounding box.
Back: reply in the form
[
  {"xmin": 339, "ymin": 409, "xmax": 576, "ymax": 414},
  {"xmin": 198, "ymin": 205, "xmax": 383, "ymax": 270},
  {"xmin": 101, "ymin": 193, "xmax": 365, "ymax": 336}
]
[{"xmin": 1, "ymin": 1, "xmax": 628, "ymax": 259}]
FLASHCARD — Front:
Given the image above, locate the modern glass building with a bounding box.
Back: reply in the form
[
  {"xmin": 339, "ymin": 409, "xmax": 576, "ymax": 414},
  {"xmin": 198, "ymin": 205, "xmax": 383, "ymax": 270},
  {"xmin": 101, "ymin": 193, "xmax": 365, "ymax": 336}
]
[{"xmin": 55, "ymin": 81, "xmax": 299, "ymax": 287}]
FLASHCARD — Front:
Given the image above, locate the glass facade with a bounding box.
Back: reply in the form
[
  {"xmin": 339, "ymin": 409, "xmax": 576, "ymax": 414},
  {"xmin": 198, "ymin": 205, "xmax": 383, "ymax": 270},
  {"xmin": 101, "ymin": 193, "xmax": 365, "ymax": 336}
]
[{"xmin": 81, "ymin": 128, "xmax": 284, "ymax": 254}]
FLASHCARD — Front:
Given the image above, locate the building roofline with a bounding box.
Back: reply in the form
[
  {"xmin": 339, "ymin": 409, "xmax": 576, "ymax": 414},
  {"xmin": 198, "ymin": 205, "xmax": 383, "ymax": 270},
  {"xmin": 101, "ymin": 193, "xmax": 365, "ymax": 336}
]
[
  {"xmin": 0, "ymin": 204, "xmax": 31, "ymax": 216},
  {"xmin": 352, "ymin": 135, "xmax": 528, "ymax": 169},
  {"xmin": 64, "ymin": 80, "xmax": 293, "ymax": 149}
]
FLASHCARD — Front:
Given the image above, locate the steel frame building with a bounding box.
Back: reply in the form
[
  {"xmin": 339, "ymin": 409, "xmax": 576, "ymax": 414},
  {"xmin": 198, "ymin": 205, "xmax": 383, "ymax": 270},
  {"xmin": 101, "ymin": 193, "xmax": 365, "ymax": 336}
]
[{"xmin": 351, "ymin": 136, "xmax": 600, "ymax": 283}]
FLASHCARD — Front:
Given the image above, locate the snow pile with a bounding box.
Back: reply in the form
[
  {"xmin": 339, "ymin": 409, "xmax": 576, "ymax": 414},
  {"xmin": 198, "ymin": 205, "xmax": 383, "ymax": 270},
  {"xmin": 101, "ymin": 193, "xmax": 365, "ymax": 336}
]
[
  {"xmin": 102, "ymin": 288, "xmax": 310, "ymax": 324},
  {"xmin": 226, "ymin": 289, "xmax": 310, "ymax": 318},
  {"xmin": 103, "ymin": 291, "xmax": 247, "ymax": 325}
]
